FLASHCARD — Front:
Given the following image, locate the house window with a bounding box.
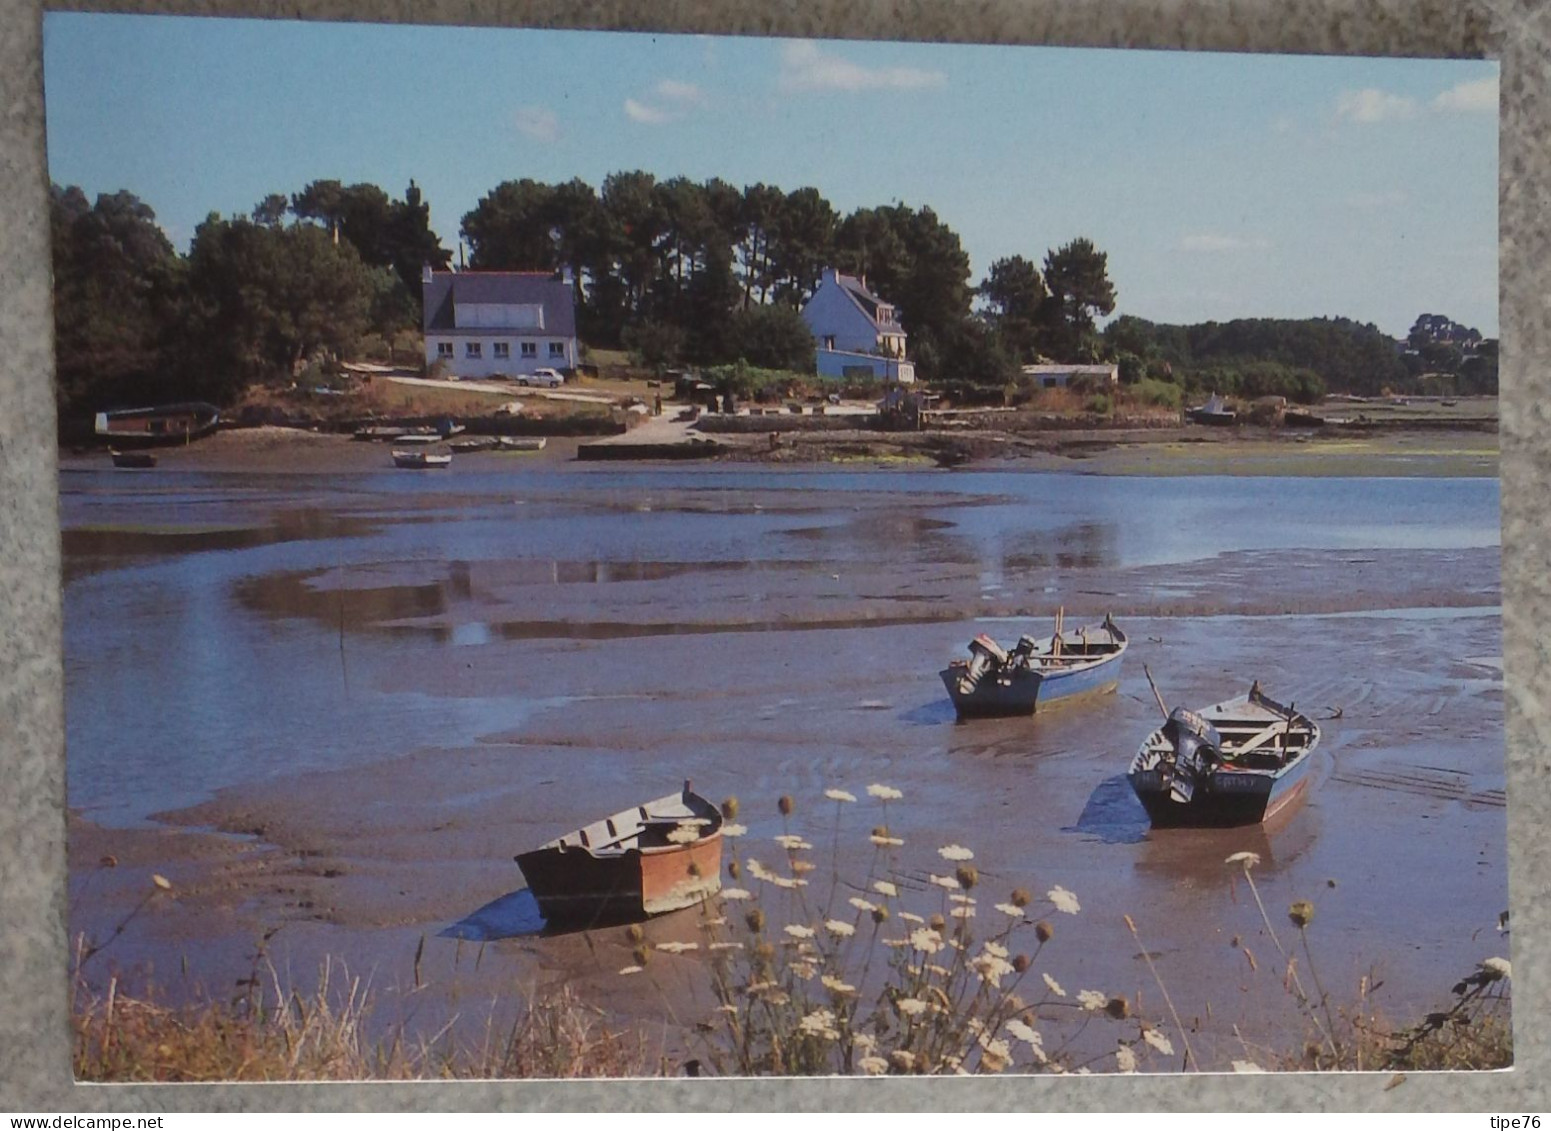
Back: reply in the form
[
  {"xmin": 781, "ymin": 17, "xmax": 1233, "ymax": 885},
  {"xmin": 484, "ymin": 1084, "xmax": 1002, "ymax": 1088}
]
[
  {"xmin": 521, "ymin": 342, "xmax": 537, "ymax": 358},
  {"xmin": 436, "ymin": 342, "xmax": 453, "ymax": 358},
  {"xmin": 493, "ymin": 342, "xmax": 510, "ymax": 359},
  {"xmin": 548, "ymin": 341, "xmax": 566, "ymax": 359},
  {"xmin": 465, "ymin": 342, "xmax": 482, "ymax": 359},
  {"xmin": 1043, "ymin": 377, "xmax": 1058, "ymax": 389},
  {"xmin": 823, "ymin": 336, "xmax": 836, "ymax": 351}
]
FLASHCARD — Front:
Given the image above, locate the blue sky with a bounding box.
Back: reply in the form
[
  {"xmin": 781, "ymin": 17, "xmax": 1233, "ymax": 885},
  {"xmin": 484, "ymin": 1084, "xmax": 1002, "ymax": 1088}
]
[{"xmin": 42, "ymin": 14, "xmax": 1500, "ymax": 337}]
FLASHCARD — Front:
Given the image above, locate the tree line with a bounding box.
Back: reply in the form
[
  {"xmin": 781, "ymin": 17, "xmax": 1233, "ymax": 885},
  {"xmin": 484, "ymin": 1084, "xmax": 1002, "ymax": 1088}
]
[
  {"xmin": 49, "ymin": 173, "xmax": 1121, "ymax": 415},
  {"xmin": 51, "ymin": 180, "xmax": 447, "ymax": 414},
  {"xmin": 457, "ymin": 172, "xmax": 1118, "ymax": 385},
  {"xmin": 1101, "ymin": 312, "xmax": 1498, "ymax": 402},
  {"xmin": 50, "ymin": 172, "xmax": 1493, "ymax": 420}
]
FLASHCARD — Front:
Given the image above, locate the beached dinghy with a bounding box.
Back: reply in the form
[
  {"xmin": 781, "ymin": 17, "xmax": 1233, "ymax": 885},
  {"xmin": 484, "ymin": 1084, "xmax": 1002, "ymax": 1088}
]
[
  {"xmin": 391, "ymin": 450, "xmax": 452, "ymax": 469},
  {"xmin": 940, "ymin": 612, "xmax": 1126, "ymax": 718},
  {"xmin": 1128, "ymin": 675, "xmax": 1319, "ymax": 828},
  {"xmin": 515, "ymin": 781, "xmax": 724, "ymax": 923}
]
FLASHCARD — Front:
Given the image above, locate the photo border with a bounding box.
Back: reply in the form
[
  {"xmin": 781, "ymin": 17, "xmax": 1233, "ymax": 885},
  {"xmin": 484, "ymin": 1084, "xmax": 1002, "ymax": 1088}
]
[{"xmin": 3, "ymin": 0, "xmax": 1545, "ymax": 1111}]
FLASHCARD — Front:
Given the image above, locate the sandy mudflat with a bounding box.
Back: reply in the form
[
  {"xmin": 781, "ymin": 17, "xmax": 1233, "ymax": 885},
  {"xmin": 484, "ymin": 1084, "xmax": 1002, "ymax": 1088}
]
[
  {"xmin": 57, "ymin": 421, "xmax": 1498, "ymax": 478},
  {"xmin": 66, "ymin": 548, "xmax": 1506, "ymax": 1075}
]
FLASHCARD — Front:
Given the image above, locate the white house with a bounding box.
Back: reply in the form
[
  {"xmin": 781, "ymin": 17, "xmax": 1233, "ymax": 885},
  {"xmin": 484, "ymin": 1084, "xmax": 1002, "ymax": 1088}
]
[
  {"xmin": 1021, "ymin": 363, "xmax": 1119, "ymax": 389},
  {"xmin": 422, "ymin": 267, "xmax": 579, "ymax": 379},
  {"xmin": 800, "ymin": 267, "xmax": 915, "ymax": 384}
]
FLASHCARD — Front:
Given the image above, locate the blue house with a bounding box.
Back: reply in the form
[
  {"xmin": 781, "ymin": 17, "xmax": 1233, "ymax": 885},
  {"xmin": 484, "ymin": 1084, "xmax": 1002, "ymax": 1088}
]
[
  {"xmin": 800, "ymin": 267, "xmax": 916, "ymax": 384},
  {"xmin": 422, "ymin": 267, "xmax": 578, "ymax": 379}
]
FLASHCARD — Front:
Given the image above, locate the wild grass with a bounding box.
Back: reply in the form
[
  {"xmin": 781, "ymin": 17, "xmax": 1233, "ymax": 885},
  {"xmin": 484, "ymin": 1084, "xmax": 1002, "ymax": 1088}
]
[
  {"xmin": 70, "ymin": 875, "xmax": 647, "ymax": 1082},
  {"xmin": 617, "ymin": 786, "xmax": 1177, "ymax": 1076},
  {"xmin": 1222, "ymin": 851, "xmax": 1511, "ymax": 1073},
  {"xmin": 72, "ymin": 797, "xmax": 1511, "ymax": 1080}
]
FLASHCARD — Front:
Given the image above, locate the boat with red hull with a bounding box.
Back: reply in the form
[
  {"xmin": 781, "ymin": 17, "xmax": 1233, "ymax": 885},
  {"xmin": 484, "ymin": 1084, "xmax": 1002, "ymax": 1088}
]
[
  {"xmin": 1128, "ymin": 681, "xmax": 1318, "ymax": 828},
  {"xmin": 515, "ymin": 782, "xmax": 723, "ymax": 924}
]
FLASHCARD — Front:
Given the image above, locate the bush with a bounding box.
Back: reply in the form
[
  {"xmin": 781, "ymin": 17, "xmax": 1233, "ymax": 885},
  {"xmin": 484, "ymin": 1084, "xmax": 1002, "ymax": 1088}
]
[
  {"xmin": 721, "ymin": 305, "xmax": 816, "ymax": 372},
  {"xmin": 1129, "ymin": 378, "xmax": 1183, "ymax": 409},
  {"xmin": 622, "ymin": 320, "xmax": 688, "ymax": 369},
  {"xmin": 1085, "ymin": 393, "xmax": 1114, "ymax": 416}
]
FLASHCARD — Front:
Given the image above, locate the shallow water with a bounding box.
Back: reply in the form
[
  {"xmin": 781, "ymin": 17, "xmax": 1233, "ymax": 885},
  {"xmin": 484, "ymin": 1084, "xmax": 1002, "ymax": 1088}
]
[{"xmin": 61, "ymin": 466, "xmax": 1507, "ymax": 1067}]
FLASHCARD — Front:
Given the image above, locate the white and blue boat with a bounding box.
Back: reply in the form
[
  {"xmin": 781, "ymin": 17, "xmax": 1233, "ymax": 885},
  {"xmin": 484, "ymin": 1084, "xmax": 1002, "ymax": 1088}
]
[
  {"xmin": 1128, "ymin": 681, "xmax": 1318, "ymax": 828},
  {"xmin": 940, "ymin": 613, "xmax": 1126, "ymax": 718}
]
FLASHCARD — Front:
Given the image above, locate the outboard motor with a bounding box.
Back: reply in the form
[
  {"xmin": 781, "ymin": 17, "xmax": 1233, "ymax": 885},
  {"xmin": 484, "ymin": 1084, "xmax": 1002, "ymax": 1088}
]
[
  {"xmin": 1159, "ymin": 706, "xmax": 1222, "ymax": 804},
  {"xmin": 1011, "ymin": 636, "xmax": 1040, "ymax": 666},
  {"xmin": 958, "ymin": 634, "xmax": 1009, "ymax": 694}
]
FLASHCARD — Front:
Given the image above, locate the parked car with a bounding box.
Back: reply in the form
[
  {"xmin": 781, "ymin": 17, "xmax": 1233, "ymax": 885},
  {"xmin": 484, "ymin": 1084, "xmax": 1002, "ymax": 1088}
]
[{"xmin": 519, "ymin": 368, "xmax": 565, "ymax": 388}]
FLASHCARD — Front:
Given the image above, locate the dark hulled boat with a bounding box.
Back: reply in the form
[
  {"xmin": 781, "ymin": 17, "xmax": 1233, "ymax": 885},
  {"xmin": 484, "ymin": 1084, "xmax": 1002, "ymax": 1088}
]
[
  {"xmin": 1128, "ymin": 682, "xmax": 1318, "ymax": 828},
  {"xmin": 95, "ymin": 402, "xmax": 219, "ymax": 447},
  {"xmin": 514, "ymin": 782, "xmax": 724, "ymax": 924},
  {"xmin": 941, "ymin": 614, "xmax": 1126, "ymax": 718}
]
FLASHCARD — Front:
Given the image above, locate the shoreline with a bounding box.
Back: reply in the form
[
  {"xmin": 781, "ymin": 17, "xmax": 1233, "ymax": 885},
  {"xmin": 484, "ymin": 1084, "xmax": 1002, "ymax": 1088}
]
[{"xmin": 58, "ymin": 422, "xmax": 1500, "ymax": 478}]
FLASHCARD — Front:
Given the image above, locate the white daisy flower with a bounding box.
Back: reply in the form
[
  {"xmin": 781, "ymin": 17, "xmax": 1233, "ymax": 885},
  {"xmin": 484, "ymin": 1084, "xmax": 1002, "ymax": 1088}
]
[
  {"xmin": 1077, "ymin": 989, "xmax": 1108, "ymax": 1011},
  {"xmin": 825, "ymin": 919, "xmax": 856, "ymax": 938},
  {"xmin": 872, "ymin": 880, "xmax": 899, "ymax": 897},
  {"xmin": 1115, "ymin": 1045, "xmax": 1137, "ymax": 1073},
  {"xmin": 867, "ymin": 784, "xmax": 903, "ymax": 801},
  {"xmin": 824, "ymin": 788, "xmax": 857, "ymax": 803},
  {"xmin": 1006, "ymin": 1019, "xmax": 1041, "ymax": 1047},
  {"xmin": 938, "ymin": 844, "xmax": 974, "ymax": 861},
  {"xmin": 858, "ymin": 1055, "xmax": 888, "ymax": 1075},
  {"xmin": 1042, "ymin": 973, "xmax": 1066, "ymax": 997},
  {"xmin": 909, "ymin": 927, "xmax": 944, "ymax": 954},
  {"xmin": 783, "ymin": 924, "xmax": 816, "ymax": 939},
  {"xmin": 1048, "ymin": 886, "xmax": 1081, "ymax": 915},
  {"xmin": 1143, "ymin": 1028, "xmax": 1175, "ymax": 1056}
]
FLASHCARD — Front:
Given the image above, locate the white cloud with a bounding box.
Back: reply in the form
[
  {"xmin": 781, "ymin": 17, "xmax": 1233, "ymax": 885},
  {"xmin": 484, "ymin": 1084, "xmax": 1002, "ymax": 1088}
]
[
  {"xmin": 1433, "ymin": 75, "xmax": 1498, "ymax": 113},
  {"xmin": 512, "ymin": 106, "xmax": 559, "ymax": 143},
  {"xmin": 622, "ymin": 80, "xmax": 705, "ymax": 126},
  {"xmin": 623, "ymin": 97, "xmax": 673, "ymax": 125},
  {"xmin": 1335, "ymin": 88, "xmax": 1418, "ymax": 123},
  {"xmin": 1179, "ymin": 233, "xmax": 1271, "ymax": 253},
  {"xmin": 654, "ymin": 79, "xmax": 704, "ymax": 104},
  {"xmin": 778, "ymin": 41, "xmax": 946, "ymax": 93}
]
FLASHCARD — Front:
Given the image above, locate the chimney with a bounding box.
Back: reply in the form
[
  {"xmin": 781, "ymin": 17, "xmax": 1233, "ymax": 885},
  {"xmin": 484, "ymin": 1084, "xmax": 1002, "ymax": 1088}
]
[{"xmin": 421, "ymin": 264, "xmax": 434, "ymax": 288}]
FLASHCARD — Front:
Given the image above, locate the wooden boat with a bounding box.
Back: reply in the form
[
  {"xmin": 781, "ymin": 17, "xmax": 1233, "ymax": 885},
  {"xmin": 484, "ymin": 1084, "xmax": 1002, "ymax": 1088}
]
[
  {"xmin": 515, "ymin": 782, "xmax": 723, "ymax": 924},
  {"xmin": 497, "ymin": 436, "xmax": 547, "ymax": 452},
  {"xmin": 1128, "ymin": 679, "xmax": 1319, "ymax": 828},
  {"xmin": 391, "ymin": 450, "xmax": 451, "ymax": 469},
  {"xmin": 109, "ymin": 449, "xmax": 157, "ymax": 469},
  {"xmin": 95, "ymin": 402, "xmax": 219, "ymax": 447},
  {"xmin": 941, "ymin": 612, "xmax": 1126, "ymax": 718},
  {"xmin": 1186, "ymin": 393, "xmax": 1236, "ymax": 425}
]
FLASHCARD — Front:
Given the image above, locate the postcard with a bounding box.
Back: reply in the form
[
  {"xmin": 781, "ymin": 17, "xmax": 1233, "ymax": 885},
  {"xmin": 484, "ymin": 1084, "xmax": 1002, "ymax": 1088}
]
[{"xmin": 46, "ymin": 13, "xmax": 1506, "ymax": 1082}]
